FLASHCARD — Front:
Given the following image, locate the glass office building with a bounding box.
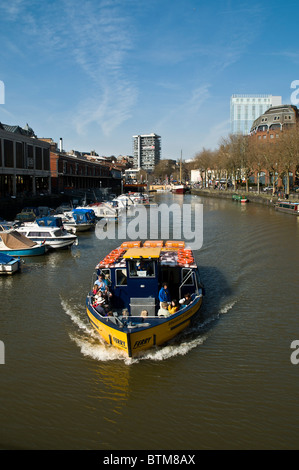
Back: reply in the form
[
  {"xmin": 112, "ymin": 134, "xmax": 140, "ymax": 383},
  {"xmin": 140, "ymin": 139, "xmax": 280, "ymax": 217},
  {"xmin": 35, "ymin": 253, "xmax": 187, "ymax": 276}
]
[{"xmin": 230, "ymin": 94, "xmax": 282, "ymax": 135}]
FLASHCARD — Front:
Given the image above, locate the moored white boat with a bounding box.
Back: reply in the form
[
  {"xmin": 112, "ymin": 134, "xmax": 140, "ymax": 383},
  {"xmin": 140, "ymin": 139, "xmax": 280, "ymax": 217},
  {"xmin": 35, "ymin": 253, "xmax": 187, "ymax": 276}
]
[
  {"xmin": 86, "ymin": 202, "xmax": 123, "ymax": 221},
  {"xmin": 58, "ymin": 208, "xmax": 96, "ymax": 233},
  {"xmin": 86, "ymin": 240, "xmax": 204, "ymax": 357},
  {"xmin": 16, "ymin": 217, "xmax": 78, "ymax": 249}
]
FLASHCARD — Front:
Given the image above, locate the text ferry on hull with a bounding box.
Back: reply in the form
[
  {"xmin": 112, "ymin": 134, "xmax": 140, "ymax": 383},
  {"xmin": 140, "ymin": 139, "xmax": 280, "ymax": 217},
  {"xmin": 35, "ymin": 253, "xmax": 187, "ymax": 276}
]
[{"xmin": 86, "ymin": 240, "xmax": 204, "ymax": 357}]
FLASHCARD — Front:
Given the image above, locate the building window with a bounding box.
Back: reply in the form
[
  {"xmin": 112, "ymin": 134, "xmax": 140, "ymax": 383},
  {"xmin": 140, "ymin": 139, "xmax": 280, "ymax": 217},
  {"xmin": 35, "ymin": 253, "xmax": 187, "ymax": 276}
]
[
  {"xmin": 4, "ymin": 139, "xmax": 13, "ymax": 168},
  {"xmin": 43, "ymin": 148, "xmax": 50, "ymax": 170},
  {"xmin": 16, "ymin": 142, "xmax": 25, "ymax": 168},
  {"xmin": 27, "ymin": 145, "xmax": 34, "ymax": 169},
  {"xmin": 36, "ymin": 146, "xmax": 42, "ymax": 170}
]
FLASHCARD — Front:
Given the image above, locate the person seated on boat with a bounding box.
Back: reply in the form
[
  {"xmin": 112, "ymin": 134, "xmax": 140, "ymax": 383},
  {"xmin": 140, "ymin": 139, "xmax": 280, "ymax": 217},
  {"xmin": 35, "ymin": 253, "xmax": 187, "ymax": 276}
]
[
  {"xmin": 140, "ymin": 310, "xmax": 148, "ymax": 318},
  {"xmin": 92, "ymin": 294, "xmax": 107, "ymax": 316},
  {"xmin": 95, "ymin": 274, "xmax": 108, "ymax": 292},
  {"xmin": 179, "ymin": 293, "xmax": 192, "ymax": 306},
  {"xmin": 157, "ymin": 301, "xmax": 170, "ymax": 318},
  {"xmin": 105, "ymin": 273, "xmax": 112, "ymax": 287},
  {"xmin": 92, "ymin": 283, "xmax": 100, "ymax": 296},
  {"xmin": 103, "ymin": 286, "xmax": 113, "ymax": 308},
  {"xmin": 168, "ymin": 299, "xmax": 180, "ymax": 315},
  {"xmin": 95, "ymin": 302, "xmax": 106, "ymax": 316},
  {"xmin": 158, "ymin": 283, "xmax": 171, "ymax": 307},
  {"xmin": 122, "ymin": 308, "xmax": 129, "ymax": 318}
]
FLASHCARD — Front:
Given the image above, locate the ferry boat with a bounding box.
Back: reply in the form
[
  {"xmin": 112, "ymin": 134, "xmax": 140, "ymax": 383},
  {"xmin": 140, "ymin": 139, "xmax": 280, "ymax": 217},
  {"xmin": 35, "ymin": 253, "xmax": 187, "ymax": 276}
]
[
  {"xmin": 275, "ymin": 200, "xmax": 299, "ymax": 215},
  {"xmin": 86, "ymin": 240, "xmax": 204, "ymax": 357},
  {"xmin": 16, "ymin": 217, "xmax": 78, "ymax": 249}
]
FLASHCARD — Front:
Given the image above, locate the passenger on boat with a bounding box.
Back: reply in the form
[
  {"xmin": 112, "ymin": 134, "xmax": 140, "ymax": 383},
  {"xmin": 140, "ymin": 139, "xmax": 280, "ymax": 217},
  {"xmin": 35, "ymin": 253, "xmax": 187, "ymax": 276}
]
[
  {"xmin": 179, "ymin": 293, "xmax": 192, "ymax": 306},
  {"xmin": 92, "ymin": 284, "xmax": 99, "ymax": 296},
  {"xmin": 140, "ymin": 310, "xmax": 148, "ymax": 318},
  {"xmin": 95, "ymin": 274, "xmax": 108, "ymax": 292},
  {"xmin": 104, "ymin": 289, "xmax": 113, "ymax": 309},
  {"xmin": 93, "ymin": 294, "xmax": 106, "ymax": 315},
  {"xmin": 104, "ymin": 273, "xmax": 112, "ymax": 287},
  {"xmin": 122, "ymin": 308, "xmax": 129, "ymax": 318},
  {"xmin": 158, "ymin": 283, "xmax": 171, "ymax": 307},
  {"xmin": 157, "ymin": 301, "xmax": 170, "ymax": 318},
  {"xmin": 168, "ymin": 299, "xmax": 179, "ymax": 315}
]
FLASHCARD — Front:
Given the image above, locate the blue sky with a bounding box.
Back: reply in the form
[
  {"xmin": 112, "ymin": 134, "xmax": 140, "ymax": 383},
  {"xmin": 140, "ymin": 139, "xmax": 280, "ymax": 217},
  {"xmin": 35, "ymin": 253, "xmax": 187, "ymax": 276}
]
[{"xmin": 0, "ymin": 0, "xmax": 298, "ymax": 160}]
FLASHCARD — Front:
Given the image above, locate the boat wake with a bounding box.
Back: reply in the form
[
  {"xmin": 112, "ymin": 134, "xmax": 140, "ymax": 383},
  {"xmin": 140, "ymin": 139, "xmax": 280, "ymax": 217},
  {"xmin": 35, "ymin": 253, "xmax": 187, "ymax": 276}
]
[{"xmin": 60, "ymin": 297, "xmax": 237, "ymax": 364}]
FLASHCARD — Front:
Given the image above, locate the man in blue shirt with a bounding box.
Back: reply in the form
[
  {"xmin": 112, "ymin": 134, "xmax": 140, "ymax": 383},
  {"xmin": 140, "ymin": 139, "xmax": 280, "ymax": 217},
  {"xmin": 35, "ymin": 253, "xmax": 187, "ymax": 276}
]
[
  {"xmin": 158, "ymin": 283, "xmax": 171, "ymax": 307},
  {"xmin": 95, "ymin": 274, "xmax": 108, "ymax": 292}
]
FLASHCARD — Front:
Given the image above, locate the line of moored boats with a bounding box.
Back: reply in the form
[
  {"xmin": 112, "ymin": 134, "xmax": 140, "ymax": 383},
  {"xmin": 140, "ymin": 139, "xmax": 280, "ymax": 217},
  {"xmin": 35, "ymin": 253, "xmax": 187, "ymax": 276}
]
[{"xmin": 0, "ymin": 192, "xmax": 155, "ymax": 275}]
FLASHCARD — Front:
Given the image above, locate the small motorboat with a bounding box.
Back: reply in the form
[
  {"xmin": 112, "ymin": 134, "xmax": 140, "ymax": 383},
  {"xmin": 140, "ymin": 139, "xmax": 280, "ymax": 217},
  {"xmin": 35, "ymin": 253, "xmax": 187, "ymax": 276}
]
[
  {"xmin": 86, "ymin": 202, "xmax": 123, "ymax": 222},
  {"xmin": 86, "ymin": 240, "xmax": 204, "ymax": 357},
  {"xmin": 15, "ymin": 207, "xmax": 40, "ymax": 222},
  {"xmin": 16, "ymin": 217, "xmax": 78, "ymax": 249},
  {"xmin": 0, "ymin": 225, "xmax": 47, "ymax": 256},
  {"xmin": 59, "ymin": 208, "xmax": 96, "ymax": 233},
  {"xmin": 232, "ymin": 194, "xmax": 248, "ymax": 203},
  {"xmin": 0, "ymin": 252, "xmax": 21, "ymax": 275}
]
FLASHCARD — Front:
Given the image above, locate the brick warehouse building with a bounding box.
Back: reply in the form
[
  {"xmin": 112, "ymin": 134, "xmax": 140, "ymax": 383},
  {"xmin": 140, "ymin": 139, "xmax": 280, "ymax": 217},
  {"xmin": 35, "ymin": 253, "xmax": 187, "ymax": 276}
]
[
  {"xmin": 40, "ymin": 138, "xmax": 122, "ymax": 194},
  {"xmin": 249, "ymin": 104, "xmax": 299, "ymax": 188}
]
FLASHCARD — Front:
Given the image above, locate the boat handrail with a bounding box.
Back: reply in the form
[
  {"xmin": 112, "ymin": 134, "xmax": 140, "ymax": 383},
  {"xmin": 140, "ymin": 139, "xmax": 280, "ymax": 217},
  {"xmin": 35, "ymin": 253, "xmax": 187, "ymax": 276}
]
[
  {"xmin": 91, "ymin": 272, "xmax": 98, "ymax": 290},
  {"xmin": 178, "ymin": 268, "xmax": 194, "ymax": 299}
]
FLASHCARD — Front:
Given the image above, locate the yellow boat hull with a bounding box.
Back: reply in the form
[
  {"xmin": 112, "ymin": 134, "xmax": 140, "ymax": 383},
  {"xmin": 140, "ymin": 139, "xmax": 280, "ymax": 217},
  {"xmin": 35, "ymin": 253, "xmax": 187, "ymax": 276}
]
[{"xmin": 86, "ymin": 296, "xmax": 202, "ymax": 357}]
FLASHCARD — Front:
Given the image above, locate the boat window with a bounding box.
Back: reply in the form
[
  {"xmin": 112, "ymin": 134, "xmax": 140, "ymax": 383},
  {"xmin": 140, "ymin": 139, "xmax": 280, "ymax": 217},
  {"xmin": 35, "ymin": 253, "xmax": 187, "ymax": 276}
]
[
  {"xmin": 116, "ymin": 268, "xmax": 127, "ymax": 286},
  {"xmin": 53, "ymin": 229, "xmax": 63, "ymax": 236},
  {"xmin": 128, "ymin": 259, "xmax": 155, "ymax": 278},
  {"xmin": 28, "ymin": 231, "xmax": 51, "ymax": 237},
  {"xmin": 181, "ymin": 268, "xmax": 194, "ymax": 286},
  {"xmin": 100, "ymin": 268, "xmax": 111, "ymax": 285}
]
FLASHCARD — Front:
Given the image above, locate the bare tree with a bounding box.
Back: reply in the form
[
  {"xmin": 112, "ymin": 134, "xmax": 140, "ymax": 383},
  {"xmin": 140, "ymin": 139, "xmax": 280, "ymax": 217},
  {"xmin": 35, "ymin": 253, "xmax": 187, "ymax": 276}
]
[
  {"xmin": 278, "ymin": 124, "xmax": 299, "ymax": 196},
  {"xmin": 194, "ymin": 148, "xmax": 214, "ymax": 187}
]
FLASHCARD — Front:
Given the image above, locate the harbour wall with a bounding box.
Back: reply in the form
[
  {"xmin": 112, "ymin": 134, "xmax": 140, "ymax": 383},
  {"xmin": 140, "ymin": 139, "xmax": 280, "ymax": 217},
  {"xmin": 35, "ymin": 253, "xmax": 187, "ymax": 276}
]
[{"xmin": 190, "ymin": 188, "xmax": 299, "ymax": 206}]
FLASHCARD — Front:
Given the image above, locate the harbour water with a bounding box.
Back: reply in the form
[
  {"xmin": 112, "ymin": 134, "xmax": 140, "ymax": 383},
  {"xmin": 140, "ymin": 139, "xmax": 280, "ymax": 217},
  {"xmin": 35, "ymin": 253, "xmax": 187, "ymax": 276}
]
[{"xmin": 1, "ymin": 192, "xmax": 299, "ymax": 450}]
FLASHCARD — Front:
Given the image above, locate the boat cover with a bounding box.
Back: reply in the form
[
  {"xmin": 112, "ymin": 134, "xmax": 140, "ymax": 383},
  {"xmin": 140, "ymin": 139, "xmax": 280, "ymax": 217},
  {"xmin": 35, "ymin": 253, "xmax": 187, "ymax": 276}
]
[
  {"xmin": 0, "ymin": 231, "xmax": 36, "ymax": 249},
  {"xmin": 36, "ymin": 217, "xmax": 63, "ymax": 227},
  {"xmin": 0, "ymin": 253, "xmax": 17, "ymax": 264}
]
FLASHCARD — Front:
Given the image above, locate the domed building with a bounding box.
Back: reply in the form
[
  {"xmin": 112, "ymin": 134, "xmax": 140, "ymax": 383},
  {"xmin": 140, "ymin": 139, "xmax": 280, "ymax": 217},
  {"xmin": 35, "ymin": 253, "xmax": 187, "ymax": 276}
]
[
  {"xmin": 250, "ymin": 104, "xmax": 299, "ymax": 138},
  {"xmin": 249, "ymin": 105, "xmax": 299, "ymax": 191}
]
